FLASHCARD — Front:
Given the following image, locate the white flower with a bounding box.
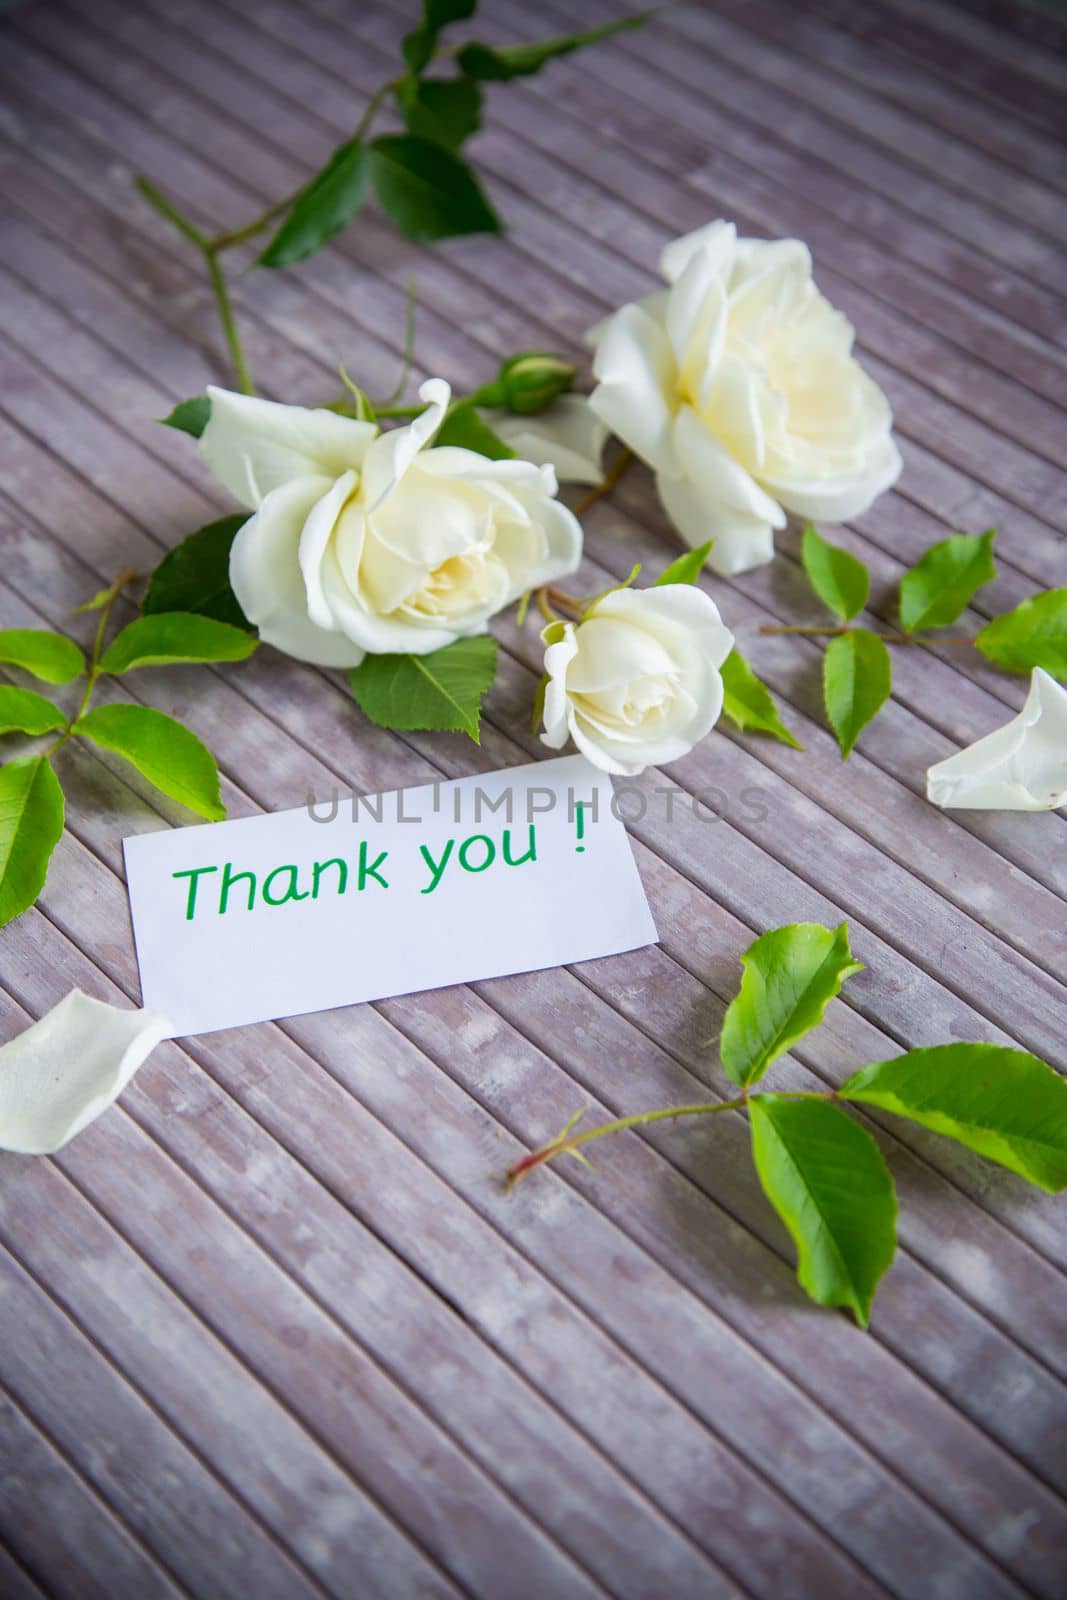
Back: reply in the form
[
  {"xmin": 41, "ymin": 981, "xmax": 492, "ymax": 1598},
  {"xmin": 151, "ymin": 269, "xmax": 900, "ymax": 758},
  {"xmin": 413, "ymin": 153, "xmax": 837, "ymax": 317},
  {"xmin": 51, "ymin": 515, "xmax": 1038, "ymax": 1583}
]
[
  {"xmin": 201, "ymin": 378, "xmax": 582, "ymax": 664},
  {"xmin": 927, "ymin": 669, "xmax": 1067, "ymax": 811},
  {"xmin": 540, "ymin": 584, "xmax": 734, "ymax": 776},
  {"xmin": 485, "ymin": 395, "xmax": 609, "ymax": 486},
  {"xmin": 588, "ymin": 221, "xmax": 902, "ymax": 577},
  {"xmin": 0, "ymin": 992, "xmax": 170, "ymax": 1155}
]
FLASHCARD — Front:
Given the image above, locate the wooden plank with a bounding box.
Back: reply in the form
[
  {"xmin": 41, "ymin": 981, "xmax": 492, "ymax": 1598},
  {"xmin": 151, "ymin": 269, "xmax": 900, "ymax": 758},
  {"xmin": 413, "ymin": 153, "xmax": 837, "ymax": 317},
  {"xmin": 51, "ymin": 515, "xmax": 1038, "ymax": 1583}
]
[
  {"xmin": 0, "ymin": 1389, "xmax": 183, "ymax": 1600},
  {"xmin": 661, "ymin": 0, "xmax": 1067, "ymax": 242},
  {"xmin": 0, "ymin": 1541, "xmax": 47, "ymax": 1600},
  {"xmin": 799, "ymin": 0, "xmax": 1067, "ymax": 137},
  {"xmin": 0, "ymin": 1242, "xmax": 331, "ymax": 1600}
]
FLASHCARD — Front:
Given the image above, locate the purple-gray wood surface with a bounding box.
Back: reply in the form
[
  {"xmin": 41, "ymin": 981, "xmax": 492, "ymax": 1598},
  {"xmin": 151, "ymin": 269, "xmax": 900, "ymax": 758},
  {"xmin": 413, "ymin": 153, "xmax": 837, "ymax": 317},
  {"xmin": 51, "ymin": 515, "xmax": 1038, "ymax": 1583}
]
[{"xmin": 0, "ymin": 0, "xmax": 1065, "ymax": 1594}]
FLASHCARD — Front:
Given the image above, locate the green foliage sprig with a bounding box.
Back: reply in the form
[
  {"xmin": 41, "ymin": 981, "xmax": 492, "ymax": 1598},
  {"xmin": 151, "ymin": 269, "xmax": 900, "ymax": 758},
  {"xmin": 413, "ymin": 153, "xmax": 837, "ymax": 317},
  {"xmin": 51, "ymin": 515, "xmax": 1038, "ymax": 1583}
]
[
  {"xmin": 135, "ymin": 0, "xmax": 648, "ymax": 396},
  {"xmin": 506, "ymin": 920, "xmax": 1067, "ymax": 1325},
  {"xmin": 755, "ymin": 525, "xmax": 1067, "ymax": 758},
  {"xmin": 0, "ymin": 573, "xmax": 256, "ymax": 929}
]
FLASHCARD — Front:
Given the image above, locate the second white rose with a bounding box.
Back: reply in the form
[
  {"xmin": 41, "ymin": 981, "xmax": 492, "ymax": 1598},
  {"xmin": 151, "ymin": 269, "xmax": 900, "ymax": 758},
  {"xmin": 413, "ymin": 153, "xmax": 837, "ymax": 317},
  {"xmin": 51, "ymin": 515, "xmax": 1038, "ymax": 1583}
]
[{"xmin": 588, "ymin": 220, "xmax": 902, "ymax": 577}]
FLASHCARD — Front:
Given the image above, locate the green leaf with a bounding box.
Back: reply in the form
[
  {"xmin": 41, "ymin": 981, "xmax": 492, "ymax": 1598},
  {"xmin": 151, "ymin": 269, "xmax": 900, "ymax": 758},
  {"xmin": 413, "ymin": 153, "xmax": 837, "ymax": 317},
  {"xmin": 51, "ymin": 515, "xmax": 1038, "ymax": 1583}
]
[
  {"xmin": 0, "ymin": 686, "xmax": 66, "ymax": 738},
  {"xmin": 0, "ymin": 757, "xmax": 65, "ymax": 927},
  {"xmin": 369, "ymin": 135, "xmax": 500, "ymax": 242},
  {"xmin": 397, "ymin": 77, "xmax": 483, "ymax": 151},
  {"xmin": 719, "ymin": 650, "xmax": 802, "ymax": 749},
  {"xmin": 76, "ymin": 705, "xmax": 225, "ymax": 821},
  {"xmin": 160, "ymin": 395, "xmax": 210, "ymax": 439},
  {"xmin": 975, "ymin": 588, "xmax": 1067, "ymax": 678},
  {"xmin": 0, "ymin": 630, "xmax": 86, "ymax": 686},
  {"xmin": 259, "ymin": 137, "xmax": 371, "ymax": 268},
  {"xmin": 434, "ymin": 402, "xmax": 516, "ymax": 459},
  {"xmin": 142, "ymin": 517, "xmax": 253, "ymax": 631},
  {"xmin": 457, "ymin": 14, "xmax": 647, "ymax": 79},
  {"xmin": 348, "ymin": 636, "xmax": 498, "ymax": 743},
  {"xmin": 749, "ymin": 1096, "xmax": 897, "ymax": 1326},
  {"xmin": 898, "ymin": 528, "xmax": 996, "ymax": 632},
  {"xmin": 402, "ymin": 0, "xmax": 477, "ymax": 75},
  {"xmin": 654, "ymin": 541, "xmax": 713, "ymax": 587},
  {"xmin": 823, "ymin": 629, "xmax": 891, "ymax": 760},
  {"xmin": 841, "ymin": 1043, "xmax": 1067, "ymax": 1193},
  {"xmin": 801, "ymin": 524, "xmax": 869, "ymax": 622},
  {"xmin": 720, "ymin": 921, "xmax": 862, "ymax": 1088},
  {"xmin": 99, "ymin": 613, "xmax": 258, "ymax": 675}
]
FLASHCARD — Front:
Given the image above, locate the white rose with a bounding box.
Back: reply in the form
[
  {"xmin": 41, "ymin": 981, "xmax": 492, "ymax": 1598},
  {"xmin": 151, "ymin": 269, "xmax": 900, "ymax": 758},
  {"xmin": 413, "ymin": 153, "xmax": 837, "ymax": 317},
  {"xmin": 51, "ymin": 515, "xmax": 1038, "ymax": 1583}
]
[
  {"xmin": 0, "ymin": 991, "xmax": 170, "ymax": 1154},
  {"xmin": 201, "ymin": 378, "xmax": 582, "ymax": 665},
  {"xmin": 588, "ymin": 220, "xmax": 902, "ymax": 577},
  {"xmin": 927, "ymin": 668, "xmax": 1067, "ymax": 811},
  {"xmin": 540, "ymin": 584, "xmax": 734, "ymax": 776}
]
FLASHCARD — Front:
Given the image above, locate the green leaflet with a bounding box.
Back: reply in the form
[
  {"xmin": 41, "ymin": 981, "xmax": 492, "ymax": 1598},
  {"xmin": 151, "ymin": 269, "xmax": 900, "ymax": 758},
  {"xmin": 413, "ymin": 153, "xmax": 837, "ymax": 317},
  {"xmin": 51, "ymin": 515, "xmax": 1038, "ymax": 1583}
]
[
  {"xmin": 823, "ymin": 629, "xmax": 891, "ymax": 759},
  {"xmin": 749, "ymin": 1096, "xmax": 897, "ymax": 1327},
  {"xmin": 100, "ymin": 613, "xmax": 258, "ymax": 675},
  {"xmin": 801, "ymin": 524, "xmax": 869, "ymax": 622},
  {"xmin": 654, "ymin": 542, "xmax": 713, "ymax": 587},
  {"xmin": 0, "ymin": 629, "xmax": 86, "ymax": 686},
  {"xmin": 160, "ymin": 395, "xmax": 211, "ymax": 438},
  {"xmin": 720, "ymin": 922, "xmax": 862, "ymax": 1087},
  {"xmin": 402, "ymin": 0, "xmax": 477, "ymax": 75},
  {"xmin": 348, "ymin": 636, "xmax": 498, "ymax": 743},
  {"xmin": 457, "ymin": 14, "xmax": 647, "ymax": 79},
  {"xmin": 369, "ymin": 135, "xmax": 500, "ymax": 242},
  {"xmin": 841, "ymin": 1044, "xmax": 1067, "ymax": 1193},
  {"xmin": 898, "ymin": 528, "xmax": 996, "ymax": 632},
  {"xmin": 434, "ymin": 402, "xmax": 517, "ymax": 459},
  {"xmin": 397, "ymin": 77, "xmax": 483, "ymax": 151},
  {"xmin": 142, "ymin": 517, "xmax": 253, "ymax": 631},
  {"xmin": 719, "ymin": 650, "xmax": 802, "ymax": 749},
  {"xmin": 260, "ymin": 137, "xmax": 371, "ymax": 268},
  {"xmin": 77, "ymin": 704, "xmax": 225, "ymax": 822},
  {"xmin": 975, "ymin": 588, "xmax": 1067, "ymax": 678},
  {"xmin": 0, "ymin": 686, "xmax": 66, "ymax": 738},
  {"xmin": 0, "ymin": 757, "xmax": 65, "ymax": 927}
]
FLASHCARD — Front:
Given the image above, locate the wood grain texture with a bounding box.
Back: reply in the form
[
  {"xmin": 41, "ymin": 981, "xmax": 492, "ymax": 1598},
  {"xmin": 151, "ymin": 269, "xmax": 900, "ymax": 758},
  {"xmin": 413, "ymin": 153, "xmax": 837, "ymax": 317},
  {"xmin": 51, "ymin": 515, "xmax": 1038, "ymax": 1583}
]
[{"xmin": 0, "ymin": 0, "xmax": 1065, "ymax": 1595}]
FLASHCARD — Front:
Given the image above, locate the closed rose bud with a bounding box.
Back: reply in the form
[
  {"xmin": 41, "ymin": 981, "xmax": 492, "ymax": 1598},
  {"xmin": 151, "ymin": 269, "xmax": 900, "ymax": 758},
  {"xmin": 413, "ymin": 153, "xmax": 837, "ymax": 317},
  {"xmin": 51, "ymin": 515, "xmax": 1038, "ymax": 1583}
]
[{"xmin": 475, "ymin": 352, "xmax": 577, "ymax": 414}]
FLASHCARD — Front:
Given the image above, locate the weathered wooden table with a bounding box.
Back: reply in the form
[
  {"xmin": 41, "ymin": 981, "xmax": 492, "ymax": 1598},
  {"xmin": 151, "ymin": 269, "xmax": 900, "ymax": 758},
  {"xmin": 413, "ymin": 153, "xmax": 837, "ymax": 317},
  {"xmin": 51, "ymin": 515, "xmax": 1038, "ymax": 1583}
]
[{"xmin": 1, "ymin": 0, "xmax": 1065, "ymax": 1595}]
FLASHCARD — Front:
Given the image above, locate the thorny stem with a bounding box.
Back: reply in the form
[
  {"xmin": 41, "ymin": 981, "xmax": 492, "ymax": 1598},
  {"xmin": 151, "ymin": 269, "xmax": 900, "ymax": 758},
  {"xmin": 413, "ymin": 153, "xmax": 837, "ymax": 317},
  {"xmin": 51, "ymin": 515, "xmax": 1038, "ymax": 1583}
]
[
  {"xmin": 758, "ymin": 623, "xmax": 977, "ymax": 646},
  {"xmin": 573, "ymin": 446, "xmax": 634, "ymax": 518},
  {"xmin": 44, "ymin": 570, "xmax": 138, "ymax": 761},
  {"xmin": 506, "ymin": 1087, "xmax": 834, "ymax": 1189}
]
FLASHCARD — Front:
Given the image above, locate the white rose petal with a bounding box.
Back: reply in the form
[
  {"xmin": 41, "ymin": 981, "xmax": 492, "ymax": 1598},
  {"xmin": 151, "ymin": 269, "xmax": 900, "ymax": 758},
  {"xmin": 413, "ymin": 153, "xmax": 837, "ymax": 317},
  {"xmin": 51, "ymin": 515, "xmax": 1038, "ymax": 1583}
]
[
  {"xmin": 486, "ymin": 396, "xmax": 609, "ymax": 486},
  {"xmin": 588, "ymin": 221, "xmax": 902, "ymax": 576},
  {"xmin": 541, "ymin": 583, "xmax": 734, "ymax": 777},
  {"xmin": 201, "ymin": 387, "xmax": 377, "ymax": 510},
  {"xmin": 0, "ymin": 992, "xmax": 170, "ymax": 1155},
  {"xmin": 926, "ymin": 669, "xmax": 1067, "ymax": 812},
  {"xmin": 205, "ymin": 377, "xmax": 584, "ymax": 664}
]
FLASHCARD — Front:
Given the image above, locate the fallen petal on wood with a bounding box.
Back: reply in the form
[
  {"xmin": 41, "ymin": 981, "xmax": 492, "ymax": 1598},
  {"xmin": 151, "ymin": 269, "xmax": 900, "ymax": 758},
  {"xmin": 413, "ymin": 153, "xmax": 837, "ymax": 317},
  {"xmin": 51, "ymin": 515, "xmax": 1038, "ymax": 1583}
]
[
  {"xmin": 927, "ymin": 668, "xmax": 1067, "ymax": 812},
  {"xmin": 0, "ymin": 991, "xmax": 171, "ymax": 1154}
]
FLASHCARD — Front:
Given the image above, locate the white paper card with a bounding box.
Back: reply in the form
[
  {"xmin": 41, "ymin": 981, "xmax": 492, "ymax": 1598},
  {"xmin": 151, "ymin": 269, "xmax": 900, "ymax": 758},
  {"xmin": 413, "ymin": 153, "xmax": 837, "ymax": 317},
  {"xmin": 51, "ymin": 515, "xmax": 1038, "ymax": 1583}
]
[{"xmin": 123, "ymin": 755, "xmax": 658, "ymax": 1036}]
